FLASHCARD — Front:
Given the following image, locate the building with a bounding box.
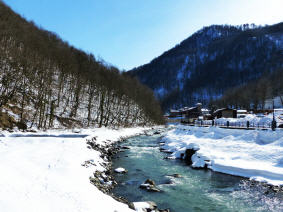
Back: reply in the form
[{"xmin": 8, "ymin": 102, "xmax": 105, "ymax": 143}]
[
  {"xmin": 182, "ymin": 103, "xmax": 203, "ymax": 123},
  {"xmin": 213, "ymin": 108, "xmax": 237, "ymax": 119},
  {"xmin": 237, "ymin": 110, "xmax": 248, "ymax": 118},
  {"xmin": 169, "ymin": 109, "xmax": 182, "ymax": 118}
]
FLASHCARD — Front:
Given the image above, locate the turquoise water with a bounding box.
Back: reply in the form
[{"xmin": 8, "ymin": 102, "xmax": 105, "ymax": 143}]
[{"xmin": 112, "ymin": 134, "xmax": 283, "ymax": 212}]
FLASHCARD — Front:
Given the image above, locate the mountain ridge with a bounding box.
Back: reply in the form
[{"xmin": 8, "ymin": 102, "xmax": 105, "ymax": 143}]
[{"xmin": 128, "ymin": 23, "xmax": 283, "ymax": 111}]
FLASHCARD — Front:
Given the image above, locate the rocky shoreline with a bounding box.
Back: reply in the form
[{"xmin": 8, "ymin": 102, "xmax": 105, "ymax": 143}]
[{"xmin": 86, "ymin": 128, "xmax": 169, "ymax": 212}]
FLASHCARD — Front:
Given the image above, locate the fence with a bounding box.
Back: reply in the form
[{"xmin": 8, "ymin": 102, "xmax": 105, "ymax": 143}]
[{"xmin": 194, "ymin": 120, "xmax": 275, "ymax": 130}]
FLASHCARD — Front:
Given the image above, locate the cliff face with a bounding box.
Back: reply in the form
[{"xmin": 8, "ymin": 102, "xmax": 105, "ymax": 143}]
[{"xmin": 129, "ymin": 23, "xmax": 283, "ymax": 110}]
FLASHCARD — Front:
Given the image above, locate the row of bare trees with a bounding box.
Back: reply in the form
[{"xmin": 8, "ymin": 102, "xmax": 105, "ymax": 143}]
[{"xmin": 0, "ymin": 2, "xmax": 164, "ymax": 129}]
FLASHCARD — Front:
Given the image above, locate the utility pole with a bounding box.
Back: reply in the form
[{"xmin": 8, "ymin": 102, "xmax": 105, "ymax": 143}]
[{"xmin": 272, "ymin": 98, "xmax": 277, "ymax": 131}]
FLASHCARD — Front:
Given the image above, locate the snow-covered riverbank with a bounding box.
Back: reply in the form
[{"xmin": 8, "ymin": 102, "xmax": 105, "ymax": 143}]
[
  {"xmin": 161, "ymin": 125, "xmax": 283, "ymax": 186},
  {"xmin": 0, "ymin": 127, "xmax": 158, "ymax": 212}
]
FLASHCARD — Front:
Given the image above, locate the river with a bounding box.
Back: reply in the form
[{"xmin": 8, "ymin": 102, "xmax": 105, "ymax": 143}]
[{"xmin": 112, "ymin": 133, "xmax": 283, "ymax": 212}]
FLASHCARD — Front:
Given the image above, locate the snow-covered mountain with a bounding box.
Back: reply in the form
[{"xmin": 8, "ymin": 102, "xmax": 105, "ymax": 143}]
[{"xmin": 128, "ymin": 23, "xmax": 283, "ymax": 111}]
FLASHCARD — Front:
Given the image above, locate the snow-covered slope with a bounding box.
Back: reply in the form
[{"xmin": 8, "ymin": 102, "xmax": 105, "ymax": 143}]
[
  {"xmin": 0, "ymin": 127, "xmax": 152, "ymax": 212},
  {"xmin": 0, "ymin": 2, "xmax": 164, "ymax": 130},
  {"xmin": 162, "ymin": 125, "xmax": 283, "ymax": 186}
]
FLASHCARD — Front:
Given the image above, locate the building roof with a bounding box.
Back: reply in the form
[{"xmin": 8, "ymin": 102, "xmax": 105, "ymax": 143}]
[
  {"xmin": 237, "ymin": 110, "xmax": 247, "ymax": 113},
  {"xmin": 182, "ymin": 107, "xmax": 196, "ymax": 111},
  {"xmin": 201, "ymin": 108, "xmax": 210, "ymax": 112},
  {"xmin": 213, "ymin": 108, "xmax": 236, "ymax": 114}
]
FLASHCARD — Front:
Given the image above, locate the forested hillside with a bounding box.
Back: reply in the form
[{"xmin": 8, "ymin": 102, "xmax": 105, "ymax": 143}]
[
  {"xmin": 0, "ymin": 2, "xmax": 164, "ymax": 129},
  {"xmin": 129, "ymin": 23, "xmax": 283, "ymax": 111},
  {"xmin": 213, "ymin": 66, "xmax": 283, "ymax": 110}
]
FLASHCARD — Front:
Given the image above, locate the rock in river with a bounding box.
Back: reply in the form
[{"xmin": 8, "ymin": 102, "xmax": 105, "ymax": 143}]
[
  {"xmin": 167, "ymin": 174, "xmax": 182, "ymax": 178},
  {"xmin": 114, "ymin": 167, "xmax": 127, "ymax": 174},
  {"xmin": 139, "ymin": 179, "xmax": 161, "ymax": 192},
  {"xmin": 145, "ymin": 179, "xmax": 156, "ymax": 186}
]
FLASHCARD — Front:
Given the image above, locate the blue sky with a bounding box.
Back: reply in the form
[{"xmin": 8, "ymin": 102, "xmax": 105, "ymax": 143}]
[{"xmin": 5, "ymin": 0, "xmax": 283, "ymax": 70}]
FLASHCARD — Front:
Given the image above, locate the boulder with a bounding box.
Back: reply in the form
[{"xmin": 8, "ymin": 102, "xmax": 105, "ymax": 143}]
[
  {"xmin": 133, "ymin": 201, "xmax": 169, "ymax": 212},
  {"xmin": 145, "ymin": 179, "xmax": 156, "ymax": 186},
  {"xmin": 172, "ymin": 174, "xmax": 182, "ymax": 178},
  {"xmin": 184, "ymin": 148, "xmax": 198, "ymax": 165},
  {"xmin": 114, "ymin": 167, "xmax": 127, "ymax": 174},
  {"xmin": 133, "ymin": 201, "xmax": 157, "ymax": 212},
  {"xmin": 272, "ymin": 186, "xmax": 281, "ymax": 193},
  {"xmin": 167, "ymin": 174, "xmax": 182, "ymax": 178},
  {"xmin": 139, "ymin": 183, "xmax": 161, "ymax": 192},
  {"xmin": 147, "ymin": 201, "xmax": 158, "ymax": 210}
]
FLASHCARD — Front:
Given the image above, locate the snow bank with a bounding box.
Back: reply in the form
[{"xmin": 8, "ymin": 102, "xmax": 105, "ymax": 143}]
[
  {"xmin": 0, "ymin": 127, "xmax": 154, "ymax": 212},
  {"xmin": 162, "ymin": 125, "xmax": 283, "ymax": 185}
]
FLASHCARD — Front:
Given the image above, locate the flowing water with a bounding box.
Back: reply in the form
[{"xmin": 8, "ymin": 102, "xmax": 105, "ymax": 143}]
[{"xmin": 112, "ymin": 133, "xmax": 283, "ymax": 212}]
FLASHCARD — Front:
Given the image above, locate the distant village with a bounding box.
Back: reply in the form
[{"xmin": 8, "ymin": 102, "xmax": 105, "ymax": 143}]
[
  {"xmin": 165, "ymin": 102, "xmax": 283, "ymax": 129},
  {"xmin": 166, "ymin": 103, "xmax": 244, "ymax": 122}
]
